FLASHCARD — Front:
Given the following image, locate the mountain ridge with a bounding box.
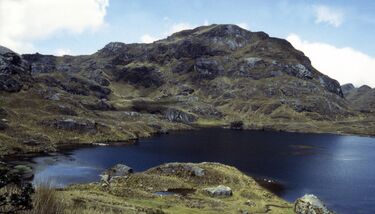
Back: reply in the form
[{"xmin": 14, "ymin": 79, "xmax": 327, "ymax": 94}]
[{"xmin": 0, "ymin": 24, "xmax": 374, "ymax": 157}]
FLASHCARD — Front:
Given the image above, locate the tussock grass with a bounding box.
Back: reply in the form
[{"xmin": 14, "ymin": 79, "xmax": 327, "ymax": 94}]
[{"xmin": 23, "ymin": 182, "xmax": 66, "ymax": 214}]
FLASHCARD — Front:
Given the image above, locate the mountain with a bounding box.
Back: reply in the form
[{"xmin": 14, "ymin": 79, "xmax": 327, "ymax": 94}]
[
  {"xmin": 342, "ymin": 83, "xmax": 375, "ymax": 113},
  {"xmin": 0, "ymin": 24, "xmax": 374, "ymax": 156}
]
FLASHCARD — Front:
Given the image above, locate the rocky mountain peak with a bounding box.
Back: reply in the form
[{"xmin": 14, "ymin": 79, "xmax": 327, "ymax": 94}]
[
  {"xmin": 0, "ymin": 45, "xmax": 16, "ymax": 55},
  {"xmin": 0, "ymin": 45, "xmax": 32, "ymax": 92},
  {"xmin": 358, "ymin": 85, "xmax": 372, "ymax": 92}
]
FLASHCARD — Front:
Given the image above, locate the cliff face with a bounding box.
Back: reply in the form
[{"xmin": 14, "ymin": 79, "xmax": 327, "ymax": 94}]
[
  {"xmin": 0, "ymin": 46, "xmax": 32, "ymax": 92},
  {"xmin": 0, "ymin": 24, "xmax": 374, "ymax": 156}
]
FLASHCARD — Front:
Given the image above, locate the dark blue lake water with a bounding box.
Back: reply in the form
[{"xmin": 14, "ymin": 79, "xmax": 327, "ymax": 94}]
[{"xmin": 32, "ymin": 128, "xmax": 375, "ymax": 213}]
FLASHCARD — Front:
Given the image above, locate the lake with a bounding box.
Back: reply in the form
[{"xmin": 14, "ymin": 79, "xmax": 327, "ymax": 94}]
[{"xmin": 31, "ymin": 128, "xmax": 375, "ymax": 213}]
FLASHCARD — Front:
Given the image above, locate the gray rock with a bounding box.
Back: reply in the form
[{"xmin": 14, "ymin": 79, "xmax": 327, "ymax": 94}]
[
  {"xmin": 117, "ymin": 65, "xmax": 164, "ymax": 88},
  {"xmin": 10, "ymin": 165, "xmax": 33, "ymax": 179},
  {"xmin": 194, "ymin": 57, "xmax": 224, "ymax": 80},
  {"xmin": 22, "ymin": 139, "xmax": 42, "ymax": 146},
  {"xmin": 244, "ymin": 57, "xmax": 263, "ymax": 68},
  {"xmin": 165, "ymin": 108, "xmax": 197, "ymax": 124},
  {"xmin": 0, "ymin": 121, "xmax": 8, "ymax": 130},
  {"xmin": 341, "ymin": 83, "xmax": 355, "ymax": 96},
  {"xmin": 51, "ymin": 119, "xmax": 96, "ymax": 133},
  {"xmin": 0, "ymin": 46, "xmax": 32, "ymax": 92},
  {"xmin": 318, "ymin": 75, "xmax": 343, "ymax": 97},
  {"xmin": 100, "ymin": 174, "xmax": 110, "ymax": 183},
  {"xmin": 0, "ymin": 46, "xmax": 15, "ymax": 55},
  {"xmin": 101, "ymin": 164, "xmax": 133, "ymax": 182},
  {"xmin": 0, "ymin": 107, "xmax": 8, "ymax": 118},
  {"xmin": 48, "ymin": 93, "xmax": 61, "ymax": 101},
  {"xmin": 230, "ymin": 121, "xmax": 244, "ymax": 130},
  {"xmin": 294, "ymin": 194, "xmax": 334, "ymax": 214},
  {"xmin": 203, "ymin": 185, "xmax": 232, "ymax": 197},
  {"xmin": 157, "ymin": 163, "xmax": 205, "ymax": 177},
  {"xmin": 294, "ymin": 64, "xmax": 313, "ymax": 79},
  {"xmin": 122, "ymin": 111, "xmax": 141, "ymax": 117}
]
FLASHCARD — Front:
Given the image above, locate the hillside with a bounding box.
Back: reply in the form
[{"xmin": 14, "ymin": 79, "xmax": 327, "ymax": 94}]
[
  {"xmin": 341, "ymin": 83, "xmax": 375, "ymax": 113},
  {"xmin": 1, "ymin": 24, "xmax": 375, "ymax": 157}
]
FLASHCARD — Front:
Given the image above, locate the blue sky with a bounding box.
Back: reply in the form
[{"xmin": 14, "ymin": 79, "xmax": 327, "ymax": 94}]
[{"xmin": 0, "ymin": 0, "xmax": 375, "ymax": 86}]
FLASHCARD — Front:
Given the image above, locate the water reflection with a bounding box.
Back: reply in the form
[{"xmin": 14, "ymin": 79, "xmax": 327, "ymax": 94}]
[{"xmin": 32, "ymin": 128, "xmax": 375, "ymax": 213}]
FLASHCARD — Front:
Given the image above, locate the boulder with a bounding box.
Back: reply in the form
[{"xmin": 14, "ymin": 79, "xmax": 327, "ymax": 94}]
[
  {"xmin": 294, "ymin": 194, "xmax": 334, "ymax": 214},
  {"xmin": 116, "ymin": 65, "xmax": 164, "ymax": 88},
  {"xmin": 51, "ymin": 119, "xmax": 96, "ymax": 133},
  {"xmin": 230, "ymin": 121, "xmax": 244, "ymax": 130},
  {"xmin": 164, "ymin": 108, "xmax": 197, "ymax": 124},
  {"xmin": 341, "ymin": 83, "xmax": 355, "ymax": 96},
  {"xmin": 9, "ymin": 165, "xmax": 33, "ymax": 179},
  {"xmin": 0, "ymin": 121, "xmax": 8, "ymax": 130},
  {"xmin": 156, "ymin": 163, "xmax": 205, "ymax": 177},
  {"xmin": 101, "ymin": 164, "xmax": 133, "ymax": 182},
  {"xmin": 0, "ymin": 107, "xmax": 8, "ymax": 118},
  {"xmin": 194, "ymin": 57, "xmax": 224, "ymax": 80},
  {"xmin": 203, "ymin": 185, "xmax": 232, "ymax": 197},
  {"xmin": 0, "ymin": 45, "xmax": 31, "ymax": 92}
]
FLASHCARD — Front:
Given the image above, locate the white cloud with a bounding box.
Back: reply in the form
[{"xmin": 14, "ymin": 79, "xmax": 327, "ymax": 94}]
[
  {"xmin": 287, "ymin": 34, "xmax": 375, "ymax": 87},
  {"xmin": 167, "ymin": 22, "xmax": 194, "ymax": 35},
  {"xmin": 0, "ymin": 0, "xmax": 109, "ymax": 53},
  {"xmin": 237, "ymin": 22, "xmax": 249, "ymax": 30},
  {"xmin": 313, "ymin": 5, "xmax": 343, "ymax": 27},
  {"xmin": 55, "ymin": 48, "xmax": 72, "ymax": 56},
  {"xmin": 140, "ymin": 34, "xmax": 158, "ymax": 44},
  {"xmin": 139, "ymin": 22, "xmax": 195, "ymax": 43}
]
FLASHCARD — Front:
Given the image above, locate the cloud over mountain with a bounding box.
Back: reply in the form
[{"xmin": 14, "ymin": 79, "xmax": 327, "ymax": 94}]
[{"xmin": 0, "ymin": 0, "xmax": 109, "ymax": 53}]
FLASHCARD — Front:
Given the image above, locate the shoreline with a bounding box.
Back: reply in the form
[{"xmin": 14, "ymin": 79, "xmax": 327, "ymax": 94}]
[{"xmin": 3, "ymin": 123, "xmax": 375, "ymax": 164}]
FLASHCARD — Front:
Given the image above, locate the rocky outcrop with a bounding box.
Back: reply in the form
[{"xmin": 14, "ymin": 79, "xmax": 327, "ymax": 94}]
[
  {"xmin": 341, "ymin": 83, "xmax": 355, "ymax": 96},
  {"xmin": 0, "ymin": 121, "xmax": 8, "ymax": 130},
  {"xmin": 0, "ymin": 46, "xmax": 32, "ymax": 92},
  {"xmin": 342, "ymin": 84, "xmax": 375, "ymax": 113},
  {"xmin": 230, "ymin": 121, "xmax": 244, "ymax": 130},
  {"xmin": 203, "ymin": 185, "xmax": 233, "ymax": 197},
  {"xmin": 100, "ymin": 164, "xmax": 133, "ymax": 183},
  {"xmin": 153, "ymin": 163, "xmax": 206, "ymax": 177},
  {"xmin": 48, "ymin": 119, "xmax": 97, "ymax": 133},
  {"xmin": 294, "ymin": 194, "xmax": 334, "ymax": 214},
  {"xmin": 164, "ymin": 108, "xmax": 197, "ymax": 124},
  {"xmin": 82, "ymin": 99, "xmax": 115, "ymax": 111},
  {"xmin": 115, "ymin": 65, "xmax": 164, "ymax": 88},
  {"xmin": 194, "ymin": 57, "xmax": 224, "ymax": 80}
]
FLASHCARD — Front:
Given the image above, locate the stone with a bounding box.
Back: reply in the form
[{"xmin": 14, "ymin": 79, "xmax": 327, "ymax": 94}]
[
  {"xmin": 0, "ymin": 121, "xmax": 8, "ymax": 130},
  {"xmin": 48, "ymin": 93, "xmax": 61, "ymax": 101},
  {"xmin": 51, "ymin": 119, "xmax": 96, "ymax": 133},
  {"xmin": 164, "ymin": 108, "xmax": 197, "ymax": 124},
  {"xmin": 203, "ymin": 185, "xmax": 232, "ymax": 197},
  {"xmin": 244, "ymin": 57, "xmax": 263, "ymax": 68},
  {"xmin": 10, "ymin": 165, "xmax": 33, "ymax": 179},
  {"xmin": 230, "ymin": 121, "xmax": 244, "ymax": 130},
  {"xmin": 0, "ymin": 107, "xmax": 8, "ymax": 118},
  {"xmin": 22, "ymin": 139, "xmax": 42, "ymax": 146},
  {"xmin": 244, "ymin": 200, "xmax": 256, "ymax": 207},
  {"xmin": 157, "ymin": 163, "xmax": 205, "ymax": 177},
  {"xmin": 341, "ymin": 83, "xmax": 355, "ymax": 96},
  {"xmin": 0, "ymin": 45, "xmax": 32, "ymax": 92},
  {"xmin": 194, "ymin": 57, "xmax": 224, "ymax": 80},
  {"xmin": 100, "ymin": 174, "xmax": 110, "ymax": 183},
  {"xmin": 101, "ymin": 164, "xmax": 133, "ymax": 182},
  {"xmin": 116, "ymin": 65, "xmax": 164, "ymax": 88},
  {"xmin": 294, "ymin": 194, "xmax": 334, "ymax": 214}
]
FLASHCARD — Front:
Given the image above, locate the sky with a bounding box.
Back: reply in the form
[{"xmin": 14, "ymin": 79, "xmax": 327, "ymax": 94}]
[{"xmin": 0, "ymin": 0, "xmax": 374, "ymax": 87}]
